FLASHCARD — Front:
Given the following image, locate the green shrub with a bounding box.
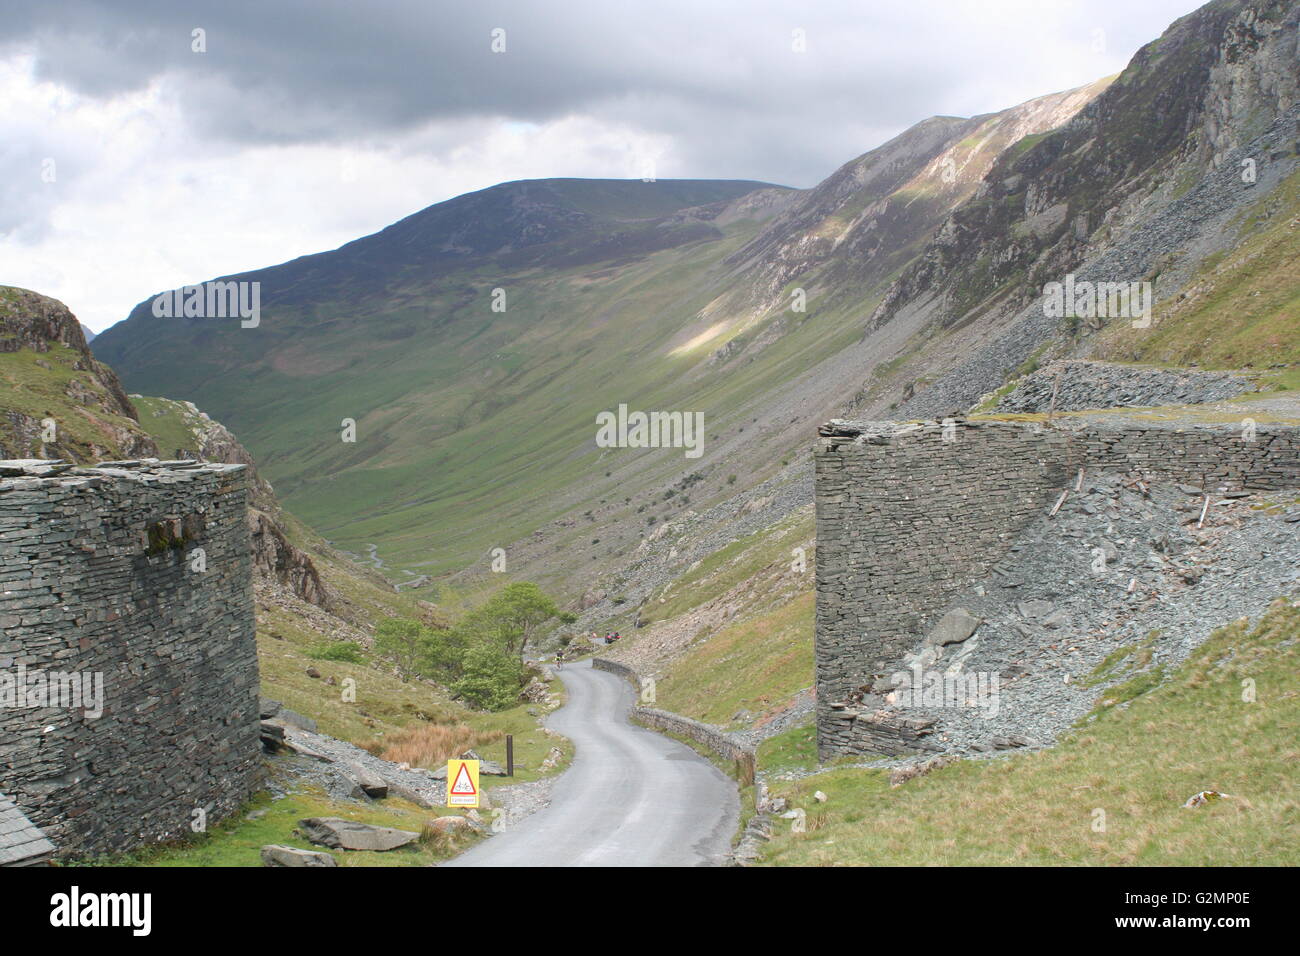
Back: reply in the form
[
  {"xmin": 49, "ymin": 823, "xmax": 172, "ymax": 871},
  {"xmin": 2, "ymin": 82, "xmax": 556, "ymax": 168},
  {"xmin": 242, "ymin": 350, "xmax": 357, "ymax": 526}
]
[
  {"xmin": 452, "ymin": 642, "xmax": 524, "ymax": 711},
  {"xmin": 307, "ymin": 641, "xmax": 366, "ymax": 663}
]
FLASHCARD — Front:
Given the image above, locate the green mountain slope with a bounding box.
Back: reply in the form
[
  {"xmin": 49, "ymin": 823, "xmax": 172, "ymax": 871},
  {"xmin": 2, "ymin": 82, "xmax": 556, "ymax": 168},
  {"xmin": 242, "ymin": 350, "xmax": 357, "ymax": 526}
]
[
  {"xmin": 90, "ymin": 0, "xmax": 1296, "ymax": 614},
  {"xmin": 89, "ymin": 86, "xmax": 1103, "ymax": 592}
]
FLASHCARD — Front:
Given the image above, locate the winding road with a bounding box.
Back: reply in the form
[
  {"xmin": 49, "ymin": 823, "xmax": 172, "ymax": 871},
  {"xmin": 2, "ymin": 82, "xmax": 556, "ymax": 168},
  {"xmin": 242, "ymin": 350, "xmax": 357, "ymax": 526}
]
[{"xmin": 443, "ymin": 660, "xmax": 739, "ymax": 867}]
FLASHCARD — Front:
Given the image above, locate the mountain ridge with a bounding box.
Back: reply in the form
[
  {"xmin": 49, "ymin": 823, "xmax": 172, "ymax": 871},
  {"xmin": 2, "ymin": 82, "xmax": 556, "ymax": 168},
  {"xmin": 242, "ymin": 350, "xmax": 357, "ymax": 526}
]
[{"xmin": 88, "ymin": 0, "xmax": 1298, "ymax": 619}]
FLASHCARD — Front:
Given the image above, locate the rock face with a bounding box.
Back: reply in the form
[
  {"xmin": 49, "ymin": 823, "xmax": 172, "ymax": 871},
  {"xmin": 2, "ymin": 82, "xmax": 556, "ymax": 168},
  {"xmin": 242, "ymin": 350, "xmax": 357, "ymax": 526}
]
[
  {"xmin": 714, "ymin": 78, "xmax": 1110, "ymax": 365},
  {"xmin": 871, "ymin": 0, "xmax": 1299, "ymax": 420},
  {"xmin": 298, "ymin": 818, "xmax": 420, "ymax": 852},
  {"xmin": 1, "ymin": 286, "xmax": 96, "ymax": 354},
  {"xmin": 993, "ymin": 361, "xmax": 1253, "ymax": 413},
  {"xmin": 247, "ymin": 508, "xmax": 328, "ymax": 607},
  {"xmin": 0, "ymin": 286, "xmax": 159, "ymax": 462}
]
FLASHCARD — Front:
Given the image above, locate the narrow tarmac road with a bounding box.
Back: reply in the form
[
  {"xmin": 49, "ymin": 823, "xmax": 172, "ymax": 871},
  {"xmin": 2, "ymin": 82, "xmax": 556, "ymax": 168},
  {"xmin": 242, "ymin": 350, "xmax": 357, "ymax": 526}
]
[{"xmin": 443, "ymin": 660, "xmax": 739, "ymax": 867}]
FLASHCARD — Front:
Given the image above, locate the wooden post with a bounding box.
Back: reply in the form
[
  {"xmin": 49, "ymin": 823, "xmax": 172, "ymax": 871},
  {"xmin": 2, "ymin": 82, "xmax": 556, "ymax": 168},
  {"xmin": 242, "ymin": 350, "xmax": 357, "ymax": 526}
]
[
  {"xmin": 1046, "ymin": 364, "xmax": 1063, "ymax": 424},
  {"xmin": 506, "ymin": 734, "xmax": 514, "ymax": 777},
  {"xmin": 1049, "ymin": 489, "xmax": 1069, "ymax": 517}
]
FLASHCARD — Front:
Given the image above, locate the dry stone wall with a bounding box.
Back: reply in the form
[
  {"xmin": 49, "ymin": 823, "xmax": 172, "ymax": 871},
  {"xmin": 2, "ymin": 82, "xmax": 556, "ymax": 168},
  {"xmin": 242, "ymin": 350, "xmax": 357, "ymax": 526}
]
[
  {"xmin": 993, "ymin": 361, "xmax": 1253, "ymax": 413},
  {"xmin": 0, "ymin": 458, "xmax": 260, "ymax": 857},
  {"xmin": 814, "ymin": 417, "xmax": 1299, "ymax": 759},
  {"xmin": 591, "ymin": 657, "xmax": 755, "ymax": 783}
]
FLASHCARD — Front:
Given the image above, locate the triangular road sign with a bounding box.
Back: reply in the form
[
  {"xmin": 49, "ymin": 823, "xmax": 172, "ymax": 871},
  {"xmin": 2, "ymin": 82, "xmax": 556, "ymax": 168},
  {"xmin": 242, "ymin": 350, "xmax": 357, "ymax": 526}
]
[
  {"xmin": 446, "ymin": 758, "xmax": 480, "ymax": 807},
  {"xmin": 450, "ymin": 762, "xmax": 477, "ymax": 795}
]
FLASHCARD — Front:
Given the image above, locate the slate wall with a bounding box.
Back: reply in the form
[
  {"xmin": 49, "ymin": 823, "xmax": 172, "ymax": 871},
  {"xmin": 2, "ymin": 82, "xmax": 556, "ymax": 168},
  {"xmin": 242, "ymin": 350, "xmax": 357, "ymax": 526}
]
[{"xmin": 0, "ymin": 459, "xmax": 260, "ymax": 857}]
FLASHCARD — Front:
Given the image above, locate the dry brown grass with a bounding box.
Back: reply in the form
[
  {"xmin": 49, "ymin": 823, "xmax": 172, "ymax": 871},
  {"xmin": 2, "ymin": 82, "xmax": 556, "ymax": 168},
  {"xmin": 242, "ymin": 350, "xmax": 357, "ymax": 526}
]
[{"xmin": 363, "ymin": 722, "xmax": 505, "ymax": 768}]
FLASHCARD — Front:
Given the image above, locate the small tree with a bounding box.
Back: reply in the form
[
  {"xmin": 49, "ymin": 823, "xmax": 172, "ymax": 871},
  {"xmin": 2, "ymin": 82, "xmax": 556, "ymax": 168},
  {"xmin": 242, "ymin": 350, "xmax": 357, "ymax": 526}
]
[
  {"xmin": 373, "ymin": 617, "xmax": 430, "ymax": 682},
  {"xmin": 452, "ymin": 641, "xmax": 524, "ymax": 711},
  {"xmin": 459, "ymin": 582, "xmax": 559, "ymax": 662},
  {"xmin": 421, "ymin": 626, "xmax": 471, "ymax": 681}
]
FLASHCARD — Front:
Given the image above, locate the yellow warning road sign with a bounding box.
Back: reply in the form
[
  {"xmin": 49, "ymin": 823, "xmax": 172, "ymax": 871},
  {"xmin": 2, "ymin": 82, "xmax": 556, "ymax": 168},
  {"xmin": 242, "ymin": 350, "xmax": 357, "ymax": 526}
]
[{"xmin": 446, "ymin": 759, "xmax": 480, "ymax": 808}]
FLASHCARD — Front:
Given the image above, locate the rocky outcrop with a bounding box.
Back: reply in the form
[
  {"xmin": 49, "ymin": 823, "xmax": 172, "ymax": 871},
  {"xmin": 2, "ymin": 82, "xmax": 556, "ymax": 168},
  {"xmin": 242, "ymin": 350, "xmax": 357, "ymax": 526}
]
[
  {"xmin": 992, "ymin": 360, "xmax": 1254, "ymax": 413},
  {"xmin": 0, "ymin": 286, "xmax": 159, "ymax": 462},
  {"xmin": 0, "ymin": 287, "xmax": 331, "ymax": 610},
  {"xmin": 716, "ymin": 78, "xmax": 1111, "ymax": 345},
  {"xmin": 247, "ymin": 508, "xmax": 328, "ymax": 607},
  {"xmin": 1, "ymin": 286, "xmax": 96, "ymax": 355},
  {"xmin": 867, "ymin": 0, "xmax": 1299, "ymax": 419}
]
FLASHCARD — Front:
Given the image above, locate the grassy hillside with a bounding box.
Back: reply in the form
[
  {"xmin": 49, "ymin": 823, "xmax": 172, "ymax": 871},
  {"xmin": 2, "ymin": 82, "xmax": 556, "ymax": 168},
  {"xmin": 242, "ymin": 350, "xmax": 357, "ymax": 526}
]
[
  {"xmin": 253, "ymin": 584, "xmax": 567, "ymax": 784},
  {"xmin": 758, "ymin": 598, "xmax": 1300, "ymax": 866},
  {"xmin": 1094, "ymin": 169, "xmax": 1300, "ymax": 369},
  {"xmin": 93, "ymin": 194, "xmax": 879, "ymax": 602},
  {"xmin": 655, "ymin": 590, "xmax": 813, "ymax": 728},
  {"xmin": 0, "ymin": 285, "xmax": 157, "ymax": 460},
  {"xmin": 610, "ymin": 508, "xmax": 816, "ymax": 730},
  {"xmin": 87, "ymin": 94, "xmax": 1099, "ymax": 601},
  {"xmin": 0, "ymin": 343, "xmax": 144, "ymax": 456}
]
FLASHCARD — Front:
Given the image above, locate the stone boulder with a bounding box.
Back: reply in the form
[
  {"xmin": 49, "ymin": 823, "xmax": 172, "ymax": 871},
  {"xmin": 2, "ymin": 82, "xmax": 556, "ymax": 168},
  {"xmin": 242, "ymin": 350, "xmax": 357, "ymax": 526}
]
[
  {"xmin": 344, "ymin": 761, "xmax": 389, "ymax": 799},
  {"xmin": 299, "ymin": 817, "xmax": 420, "ymax": 851},
  {"xmin": 924, "ymin": 608, "xmax": 982, "ymax": 647},
  {"xmin": 261, "ymin": 844, "xmax": 338, "ymax": 867}
]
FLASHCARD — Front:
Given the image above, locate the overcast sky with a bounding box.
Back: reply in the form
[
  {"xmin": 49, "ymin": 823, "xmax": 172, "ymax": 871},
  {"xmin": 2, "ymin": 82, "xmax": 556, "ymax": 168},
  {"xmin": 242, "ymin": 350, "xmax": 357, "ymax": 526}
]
[{"xmin": 2, "ymin": 0, "xmax": 1206, "ymax": 332}]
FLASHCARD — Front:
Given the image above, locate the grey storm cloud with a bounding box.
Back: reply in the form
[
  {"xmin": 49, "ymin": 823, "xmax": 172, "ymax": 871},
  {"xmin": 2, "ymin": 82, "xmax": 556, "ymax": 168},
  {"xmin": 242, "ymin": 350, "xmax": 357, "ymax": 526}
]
[{"xmin": 0, "ymin": 0, "xmax": 1210, "ymax": 189}]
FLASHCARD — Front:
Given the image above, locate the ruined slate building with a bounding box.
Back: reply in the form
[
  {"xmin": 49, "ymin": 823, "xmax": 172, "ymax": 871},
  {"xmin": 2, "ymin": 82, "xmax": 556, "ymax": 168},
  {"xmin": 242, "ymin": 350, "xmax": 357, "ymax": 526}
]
[
  {"xmin": 0, "ymin": 458, "xmax": 261, "ymax": 860},
  {"xmin": 813, "ymin": 417, "xmax": 1300, "ymax": 760}
]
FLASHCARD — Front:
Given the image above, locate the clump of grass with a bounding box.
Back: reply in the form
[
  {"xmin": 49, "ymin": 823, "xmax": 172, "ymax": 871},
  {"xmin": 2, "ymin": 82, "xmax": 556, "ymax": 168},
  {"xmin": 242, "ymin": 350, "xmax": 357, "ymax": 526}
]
[
  {"xmin": 1082, "ymin": 630, "xmax": 1160, "ymax": 689},
  {"xmin": 1082, "ymin": 644, "xmax": 1135, "ymax": 687},
  {"xmin": 418, "ymin": 820, "xmax": 476, "ymax": 855},
  {"xmin": 363, "ymin": 723, "xmax": 504, "ymax": 769}
]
